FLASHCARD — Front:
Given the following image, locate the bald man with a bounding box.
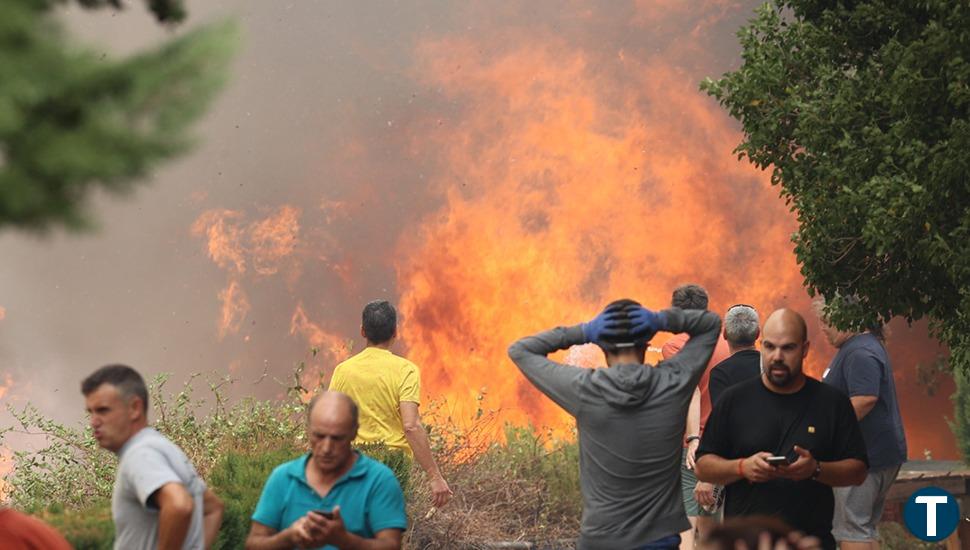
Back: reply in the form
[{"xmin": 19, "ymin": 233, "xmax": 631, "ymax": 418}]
[
  {"xmin": 694, "ymin": 309, "xmax": 868, "ymax": 550},
  {"xmin": 245, "ymin": 392, "xmax": 406, "ymax": 550}
]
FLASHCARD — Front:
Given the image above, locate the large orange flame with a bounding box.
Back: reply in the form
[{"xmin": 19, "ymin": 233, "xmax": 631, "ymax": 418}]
[{"xmin": 395, "ymin": 33, "xmax": 805, "ymax": 437}]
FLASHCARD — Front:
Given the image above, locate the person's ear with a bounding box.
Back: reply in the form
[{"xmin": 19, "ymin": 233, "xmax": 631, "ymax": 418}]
[{"xmin": 128, "ymin": 395, "xmax": 143, "ymax": 421}]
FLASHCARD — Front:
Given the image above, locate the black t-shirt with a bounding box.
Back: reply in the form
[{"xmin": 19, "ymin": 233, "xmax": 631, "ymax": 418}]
[
  {"xmin": 709, "ymin": 349, "xmax": 761, "ymax": 406},
  {"xmin": 697, "ymin": 377, "xmax": 868, "ymax": 550}
]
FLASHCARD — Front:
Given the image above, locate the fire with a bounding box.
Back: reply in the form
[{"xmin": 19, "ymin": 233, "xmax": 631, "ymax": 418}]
[
  {"xmin": 193, "ymin": 207, "xmax": 303, "ymax": 339},
  {"xmin": 217, "ymin": 280, "xmax": 251, "ymax": 340},
  {"xmin": 393, "ymin": 30, "xmax": 807, "ymax": 439},
  {"xmin": 290, "ymin": 303, "xmax": 353, "ymax": 389},
  {"xmin": 0, "ymin": 372, "xmax": 12, "ymax": 401},
  {"xmin": 191, "ymin": 209, "xmax": 247, "ymax": 274}
]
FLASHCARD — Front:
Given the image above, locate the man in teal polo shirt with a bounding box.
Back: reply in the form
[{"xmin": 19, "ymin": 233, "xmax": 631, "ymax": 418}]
[{"xmin": 245, "ymin": 391, "xmax": 407, "ymax": 550}]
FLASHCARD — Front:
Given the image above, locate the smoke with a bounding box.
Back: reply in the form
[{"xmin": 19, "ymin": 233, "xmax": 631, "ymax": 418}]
[{"xmin": 0, "ymin": 1, "xmax": 958, "ymax": 459}]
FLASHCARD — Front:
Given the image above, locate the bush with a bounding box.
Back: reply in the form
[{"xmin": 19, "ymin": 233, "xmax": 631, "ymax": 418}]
[
  {"xmin": 37, "ymin": 503, "xmax": 113, "ymax": 550},
  {"xmin": 207, "ymin": 446, "xmax": 302, "ymax": 549}
]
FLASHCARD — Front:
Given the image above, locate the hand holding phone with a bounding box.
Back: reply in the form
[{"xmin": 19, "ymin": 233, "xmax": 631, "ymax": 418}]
[
  {"xmin": 765, "ymin": 455, "xmax": 789, "ymax": 466},
  {"xmin": 311, "ymin": 509, "xmax": 334, "ymax": 519}
]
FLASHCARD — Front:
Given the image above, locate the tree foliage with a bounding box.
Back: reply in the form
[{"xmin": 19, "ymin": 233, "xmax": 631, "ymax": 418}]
[
  {"xmin": 0, "ymin": 0, "xmax": 235, "ymax": 232},
  {"xmin": 702, "ymin": 1, "xmax": 970, "ymax": 374}
]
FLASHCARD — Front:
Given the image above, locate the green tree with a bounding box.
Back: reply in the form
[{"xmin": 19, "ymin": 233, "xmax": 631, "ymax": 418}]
[
  {"xmin": 0, "ymin": 0, "xmax": 236, "ymax": 232},
  {"xmin": 703, "ymin": 0, "xmax": 969, "ymax": 459}
]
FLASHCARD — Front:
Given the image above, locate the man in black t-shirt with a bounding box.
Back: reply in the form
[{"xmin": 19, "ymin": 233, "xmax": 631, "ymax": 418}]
[
  {"xmin": 695, "ymin": 309, "xmax": 868, "ymax": 550},
  {"xmin": 708, "ymin": 304, "xmax": 762, "ymax": 406}
]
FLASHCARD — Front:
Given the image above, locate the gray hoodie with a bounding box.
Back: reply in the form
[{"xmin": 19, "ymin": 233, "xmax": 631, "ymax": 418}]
[{"xmin": 508, "ymin": 308, "xmax": 721, "ymax": 549}]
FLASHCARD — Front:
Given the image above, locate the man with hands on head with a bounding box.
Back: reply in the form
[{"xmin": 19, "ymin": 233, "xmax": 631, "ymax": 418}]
[
  {"xmin": 694, "ymin": 309, "xmax": 868, "ymax": 550},
  {"xmin": 245, "ymin": 391, "xmax": 406, "ymax": 550},
  {"xmin": 509, "ymin": 298, "xmax": 721, "ymax": 550}
]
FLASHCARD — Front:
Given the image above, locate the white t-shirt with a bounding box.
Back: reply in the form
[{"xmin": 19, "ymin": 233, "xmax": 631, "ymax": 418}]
[{"xmin": 112, "ymin": 428, "xmax": 206, "ymax": 550}]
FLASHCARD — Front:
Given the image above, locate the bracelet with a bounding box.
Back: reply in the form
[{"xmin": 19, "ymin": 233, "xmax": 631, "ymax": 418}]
[
  {"xmin": 685, "ymin": 435, "xmax": 701, "ymax": 445},
  {"xmin": 737, "ymin": 458, "xmax": 745, "ymax": 480}
]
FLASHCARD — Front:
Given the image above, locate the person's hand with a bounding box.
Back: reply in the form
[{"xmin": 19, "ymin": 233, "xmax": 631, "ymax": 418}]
[
  {"xmin": 627, "ymin": 306, "xmax": 665, "ymax": 340},
  {"xmin": 741, "ymin": 453, "xmax": 782, "ymax": 483},
  {"xmin": 685, "ymin": 438, "xmax": 700, "ymax": 469},
  {"xmin": 694, "ymin": 481, "xmax": 715, "ymax": 508},
  {"xmin": 308, "ymin": 506, "xmax": 348, "ymax": 548},
  {"xmin": 430, "ymin": 475, "xmax": 453, "ymax": 507},
  {"xmin": 582, "ymin": 303, "xmax": 625, "ymax": 343},
  {"xmin": 777, "ymin": 446, "xmax": 817, "ymax": 481},
  {"xmin": 286, "ymin": 515, "xmax": 321, "ymax": 549}
]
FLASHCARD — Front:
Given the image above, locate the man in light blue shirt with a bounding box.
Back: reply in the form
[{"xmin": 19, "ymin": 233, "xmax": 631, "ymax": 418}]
[{"xmin": 246, "ymin": 391, "xmax": 406, "ymax": 550}]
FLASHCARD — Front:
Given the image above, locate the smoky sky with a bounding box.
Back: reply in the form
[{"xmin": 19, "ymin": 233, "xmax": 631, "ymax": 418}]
[{"xmin": 0, "ymin": 1, "xmax": 958, "ymax": 459}]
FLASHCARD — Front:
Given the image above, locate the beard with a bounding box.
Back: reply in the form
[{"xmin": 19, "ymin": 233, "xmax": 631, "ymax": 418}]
[{"xmin": 766, "ymin": 361, "xmax": 796, "ymax": 387}]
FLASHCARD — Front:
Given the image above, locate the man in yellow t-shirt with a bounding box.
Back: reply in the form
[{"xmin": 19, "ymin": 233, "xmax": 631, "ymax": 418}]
[{"xmin": 329, "ymin": 300, "xmax": 452, "ymax": 507}]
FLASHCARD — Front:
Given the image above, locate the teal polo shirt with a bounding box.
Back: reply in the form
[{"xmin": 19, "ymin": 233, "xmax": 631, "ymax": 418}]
[{"xmin": 252, "ymin": 452, "xmax": 407, "ymax": 549}]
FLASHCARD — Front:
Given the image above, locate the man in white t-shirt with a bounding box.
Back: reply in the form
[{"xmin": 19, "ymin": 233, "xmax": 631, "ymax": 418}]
[{"xmin": 82, "ymin": 364, "xmax": 223, "ymax": 550}]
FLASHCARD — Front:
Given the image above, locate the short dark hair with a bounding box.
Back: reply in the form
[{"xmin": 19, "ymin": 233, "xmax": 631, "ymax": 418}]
[
  {"xmin": 362, "ymin": 300, "xmax": 397, "ymax": 344},
  {"xmin": 81, "ymin": 364, "xmax": 148, "ymax": 413},
  {"xmin": 672, "ymin": 284, "xmax": 708, "ymax": 310},
  {"xmin": 598, "ymin": 298, "xmax": 648, "ymax": 353}
]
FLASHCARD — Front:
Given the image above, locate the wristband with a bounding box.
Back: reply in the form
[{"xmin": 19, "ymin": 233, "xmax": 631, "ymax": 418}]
[
  {"xmin": 810, "ymin": 460, "xmax": 822, "ymax": 481},
  {"xmin": 685, "ymin": 435, "xmax": 701, "ymax": 445},
  {"xmin": 737, "ymin": 458, "xmax": 745, "ymax": 480}
]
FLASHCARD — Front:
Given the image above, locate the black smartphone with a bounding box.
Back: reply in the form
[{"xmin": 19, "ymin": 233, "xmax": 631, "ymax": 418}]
[
  {"xmin": 312, "ymin": 509, "xmax": 334, "ymax": 519},
  {"xmin": 765, "ymin": 455, "xmax": 788, "ymax": 466}
]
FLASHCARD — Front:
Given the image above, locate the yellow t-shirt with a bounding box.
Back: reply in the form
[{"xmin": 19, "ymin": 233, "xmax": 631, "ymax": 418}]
[{"xmin": 328, "ymin": 347, "xmax": 421, "ymax": 454}]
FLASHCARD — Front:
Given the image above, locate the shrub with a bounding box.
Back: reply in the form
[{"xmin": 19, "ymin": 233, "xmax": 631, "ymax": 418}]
[{"xmin": 207, "ymin": 446, "xmax": 302, "ymax": 549}]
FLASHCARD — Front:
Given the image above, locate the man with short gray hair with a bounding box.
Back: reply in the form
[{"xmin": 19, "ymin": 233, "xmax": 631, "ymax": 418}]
[
  {"xmin": 82, "ymin": 364, "xmax": 223, "ymax": 550},
  {"xmin": 709, "ymin": 304, "xmax": 762, "ymax": 406}
]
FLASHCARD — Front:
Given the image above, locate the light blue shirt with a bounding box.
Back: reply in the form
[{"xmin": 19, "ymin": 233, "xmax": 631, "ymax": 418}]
[{"xmin": 252, "ymin": 452, "xmax": 406, "ymax": 549}]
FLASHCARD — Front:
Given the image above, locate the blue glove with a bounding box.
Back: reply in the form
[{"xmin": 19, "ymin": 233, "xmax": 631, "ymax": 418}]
[
  {"xmin": 626, "ymin": 307, "xmax": 666, "ymax": 341},
  {"xmin": 582, "ymin": 305, "xmax": 625, "ymax": 343}
]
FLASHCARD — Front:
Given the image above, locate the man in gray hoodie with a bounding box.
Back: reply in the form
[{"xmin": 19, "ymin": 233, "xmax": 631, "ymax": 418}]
[{"xmin": 508, "ymin": 299, "xmax": 721, "ymax": 549}]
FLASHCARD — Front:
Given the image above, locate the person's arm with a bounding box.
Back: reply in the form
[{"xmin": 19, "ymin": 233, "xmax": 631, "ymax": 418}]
[
  {"xmin": 684, "ymin": 387, "xmax": 701, "ymax": 469},
  {"xmin": 153, "ymin": 482, "xmax": 194, "ymax": 550},
  {"xmin": 331, "ymin": 528, "xmax": 403, "ymax": 550},
  {"xmin": 849, "ymin": 395, "xmax": 878, "ymax": 420},
  {"xmin": 777, "ymin": 446, "xmax": 867, "ymax": 486},
  {"xmin": 245, "ymin": 520, "xmax": 309, "ymax": 550},
  {"xmin": 400, "ymin": 401, "xmax": 452, "ymax": 507},
  {"xmin": 695, "ymin": 452, "xmax": 781, "ymax": 485},
  {"xmin": 507, "ymin": 325, "xmax": 588, "ymax": 415},
  {"xmin": 658, "ymin": 309, "xmax": 722, "ymax": 380},
  {"xmin": 202, "ymin": 488, "xmax": 223, "ymax": 549},
  {"xmin": 844, "ymin": 348, "xmax": 883, "ymax": 420}
]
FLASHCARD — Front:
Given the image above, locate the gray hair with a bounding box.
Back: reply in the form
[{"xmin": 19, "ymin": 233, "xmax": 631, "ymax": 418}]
[{"xmin": 724, "ymin": 306, "xmax": 759, "ymax": 346}]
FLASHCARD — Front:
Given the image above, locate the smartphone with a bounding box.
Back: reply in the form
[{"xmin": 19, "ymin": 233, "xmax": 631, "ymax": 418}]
[
  {"xmin": 312, "ymin": 509, "xmax": 334, "ymax": 519},
  {"xmin": 765, "ymin": 455, "xmax": 789, "ymax": 466}
]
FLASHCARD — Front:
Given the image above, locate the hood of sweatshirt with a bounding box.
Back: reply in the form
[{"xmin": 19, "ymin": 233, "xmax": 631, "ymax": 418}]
[{"xmin": 587, "ymin": 361, "xmax": 677, "ymax": 408}]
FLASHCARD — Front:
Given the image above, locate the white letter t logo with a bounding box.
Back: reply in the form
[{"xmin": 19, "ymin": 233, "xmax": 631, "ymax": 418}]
[{"xmin": 915, "ymin": 496, "xmax": 949, "ymax": 536}]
